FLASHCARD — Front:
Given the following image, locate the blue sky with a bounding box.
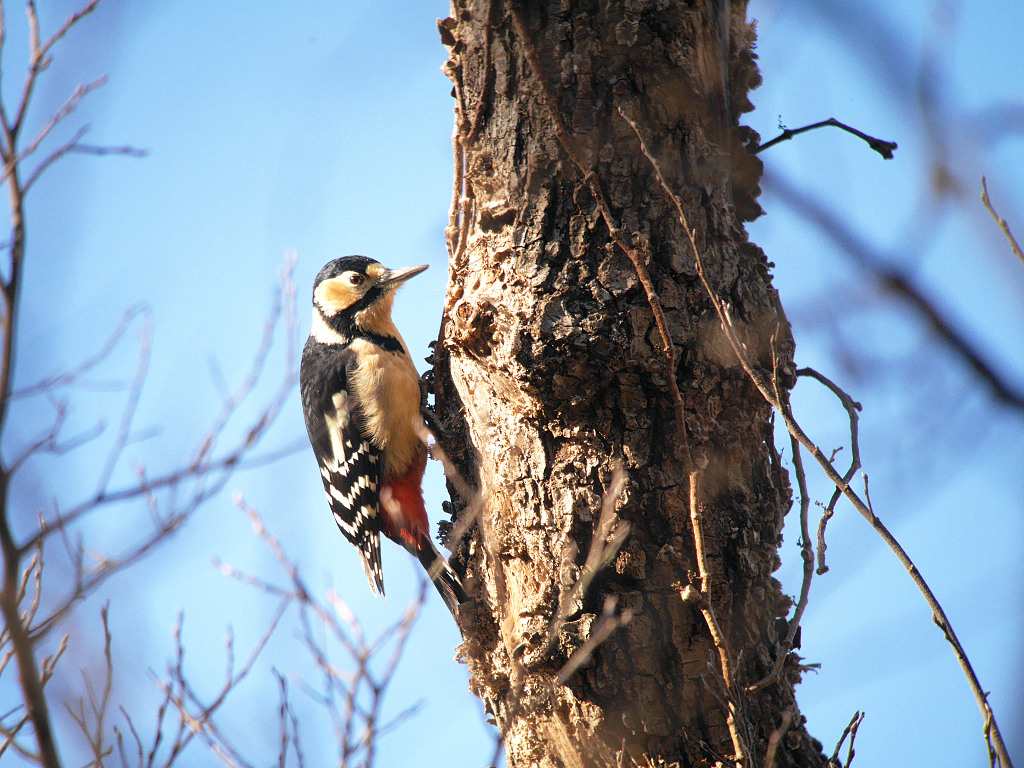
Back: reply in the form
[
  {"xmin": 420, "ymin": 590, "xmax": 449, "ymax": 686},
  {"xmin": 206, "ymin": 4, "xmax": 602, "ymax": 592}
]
[{"xmin": 4, "ymin": 1, "xmax": 1021, "ymax": 766}]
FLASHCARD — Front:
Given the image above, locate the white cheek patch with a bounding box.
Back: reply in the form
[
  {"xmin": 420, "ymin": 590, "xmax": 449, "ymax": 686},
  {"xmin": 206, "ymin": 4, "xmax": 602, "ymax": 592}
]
[{"xmin": 311, "ymin": 309, "xmax": 347, "ymax": 345}]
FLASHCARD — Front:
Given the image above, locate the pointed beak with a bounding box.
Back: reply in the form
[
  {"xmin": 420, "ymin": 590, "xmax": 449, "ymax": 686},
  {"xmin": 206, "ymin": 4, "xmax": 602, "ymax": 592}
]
[{"xmin": 380, "ymin": 264, "xmax": 429, "ymax": 287}]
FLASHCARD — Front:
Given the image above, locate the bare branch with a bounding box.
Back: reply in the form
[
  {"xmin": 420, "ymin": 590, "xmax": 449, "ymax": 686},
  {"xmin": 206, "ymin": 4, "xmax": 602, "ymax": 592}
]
[
  {"xmin": 13, "ymin": 0, "xmax": 102, "ymax": 139},
  {"xmin": 0, "ymin": 567, "xmax": 61, "ymax": 767},
  {"xmin": 7, "ymin": 398, "xmax": 107, "ymax": 476},
  {"xmin": 12, "ymin": 303, "xmax": 151, "ymax": 398},
  {"xmin": 0, "ymin": 712, "xmax": 34, "ymax": 761},
  {"xmin": 23, "ymin": 125, "xmax": 147, "ymax": 193},
  {"xmin": 23, "ymin": 259, "xmax": 298, "ymax": 563},
  {"xmin": 5, "ymin": 75, "xmax": 107, "ymax": 181},
  {"xmin": 150, "ymin": 599, "xmax": 285, "ymax": 768},
  {"xmin": 220, "ymin": 497, "xmax": 429, "ymax": 768},
  {"xmin": 744, "ymin": 423, "xmax": 814, "ymax": 694},
  {"xmin": 756, "ymin": 117, "xmax": 898, "ymax": 159},
  {"xmin": 0, "ymin": 8, "xmax": 150, "ymax": 760},
  {"xmin": 64, "ymin": 606, "xmax": 115, "ymax": 767}
]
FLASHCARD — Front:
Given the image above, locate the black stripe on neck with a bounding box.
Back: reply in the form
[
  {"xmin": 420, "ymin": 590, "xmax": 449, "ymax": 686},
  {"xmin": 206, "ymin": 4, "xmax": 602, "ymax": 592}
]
[
  {"xmin": 325, "ymin": 312, "xmax": 404, "ymax": 353},
  {"xmin": 357, "ymin": 330, "xmax": 404, "ymax": 353}
]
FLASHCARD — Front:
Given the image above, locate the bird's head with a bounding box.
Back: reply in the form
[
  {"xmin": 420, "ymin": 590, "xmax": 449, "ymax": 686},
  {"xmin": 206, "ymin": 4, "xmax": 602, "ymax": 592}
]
[
  {"xmin": 310, "ymin": 256, "xmax": 428, "ymax": 343},
  {"xmin": 313, "ymin": 256, "xmax": 428, "ymax": 317}
]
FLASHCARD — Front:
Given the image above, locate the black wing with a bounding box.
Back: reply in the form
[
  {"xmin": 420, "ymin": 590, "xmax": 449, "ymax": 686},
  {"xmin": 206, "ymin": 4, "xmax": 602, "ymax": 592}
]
[{"xmin": 300, "ymin": 339, "xmax": 385, "ymax": 595}]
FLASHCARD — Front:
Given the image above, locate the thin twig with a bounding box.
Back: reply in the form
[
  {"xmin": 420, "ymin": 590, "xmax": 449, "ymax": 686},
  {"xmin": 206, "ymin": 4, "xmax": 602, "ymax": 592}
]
[
  {"xmin": 8, "ymin": 76, "xmax": 107, "ymax": 180},
  {"xmin": 10, "ymin": 0, "xmax": 102, "ymax": 143},
  {"xmin": 980, "ymin": 176, "xmax": 1024, "ymax": 267},
  {"xmin": 683, "ymin": 471, "xmax": 748, "ymax": 766},
  {"xmin": 0, "ymin": 4, "xmax": 148, "ymax": 763},
  {"xmin": 744, "ymin": 425, "xmax": 814, "ymax": 694},
  {"xmin": 11, "ymin": 303, "xmax": 150, "ymax": 398},
  {"xmin": 152, "ymin": 598, "xmax": 286, "ymax": 768},
  {"xmin": 24, "ymin": 128, "xmax": 146, "ymax": 192},
  {"xmin": 756, "ymin": 117, "xmax": 897, "ymax": 159},
  {"xmin": 763, "ymin": 710, "xmax": 793, "ymax": 768},
  {"xmin": 745, "ymin": 342, "xmax": 818, "ymax": 695},
  {"xmin": 23, "ymin": 259, "xmax": 298, "ymax": 556},
  {"xmin": 844, "ymin": 710, "xmax": 864, "ymax": 768},
  {"xmin": 228, "ymin": 497, "xmax": 429, "ymax": 768},
  {"xmin": 64, "ymin": 605, "xmax": 114, "ymax": 767},
  {"xmin": 93, "ymin": 308, "xmax": 153, "ymax": 496}
]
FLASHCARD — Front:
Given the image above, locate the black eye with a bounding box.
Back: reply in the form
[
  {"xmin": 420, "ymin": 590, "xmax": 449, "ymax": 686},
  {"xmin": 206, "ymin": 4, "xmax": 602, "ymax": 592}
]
[{"xmin": 347, "ymin": 273, "xmax": 365, "ymax": 286}]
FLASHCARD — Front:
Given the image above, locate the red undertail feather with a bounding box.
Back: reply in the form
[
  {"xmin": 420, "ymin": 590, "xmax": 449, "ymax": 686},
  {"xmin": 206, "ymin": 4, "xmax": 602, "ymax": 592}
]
[
  {"xmin": 380, "ymin": 448, "xmax": 428, "ymax": 549},
  {"xmin": 380, "ymin": 448, "xmax": 468, "ymax": 616}
]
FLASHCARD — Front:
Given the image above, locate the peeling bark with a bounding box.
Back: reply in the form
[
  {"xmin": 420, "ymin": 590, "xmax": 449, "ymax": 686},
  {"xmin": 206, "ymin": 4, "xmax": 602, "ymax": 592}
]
[{"xmin": 433, "ymin": 2, "xmax": 828, "ymax": 766}]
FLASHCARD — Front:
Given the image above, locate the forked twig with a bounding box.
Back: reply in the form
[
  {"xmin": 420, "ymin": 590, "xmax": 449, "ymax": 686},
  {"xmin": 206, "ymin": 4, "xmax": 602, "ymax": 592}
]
[
  {"xmin": 220, "ymin": 497, "xmax": 428, "ymax": 768},
  {"xmin": 796, "ymin": 367, "xmax": 862, "ymax": 575},
  {"xmin": 744, "ymin": 423, "xmax": 813, "ymax": 694},
  {"xmin": 829, "ymin": 711, "xmax": 866, "ymax": 768},
  {"xmin": 64, "ymin": 605, "xmax": 115, "ymax": 765}
]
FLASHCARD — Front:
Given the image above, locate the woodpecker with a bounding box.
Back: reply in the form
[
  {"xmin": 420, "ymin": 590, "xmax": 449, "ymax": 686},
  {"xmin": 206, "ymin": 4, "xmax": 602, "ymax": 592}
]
[{"xmin": 300, "ymin": 256, "xmax": 467, "ymax": 616}]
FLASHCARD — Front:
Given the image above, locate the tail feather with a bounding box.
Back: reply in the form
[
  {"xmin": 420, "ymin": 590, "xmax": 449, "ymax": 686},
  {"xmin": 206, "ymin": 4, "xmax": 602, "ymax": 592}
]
[
  {"xmin": 411, "ymin": 534, "xmax": 468, "ymax": 618},
  {"xmin": 358, "ymin": 541, "xmax": 385, "ymax": 597}
]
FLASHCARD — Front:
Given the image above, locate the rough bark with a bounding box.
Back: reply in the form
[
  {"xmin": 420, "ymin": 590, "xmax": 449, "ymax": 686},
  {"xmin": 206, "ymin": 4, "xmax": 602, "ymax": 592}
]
[{"xmin": 433, "ymin": 2, "xmax": 828, "ymax": 766}]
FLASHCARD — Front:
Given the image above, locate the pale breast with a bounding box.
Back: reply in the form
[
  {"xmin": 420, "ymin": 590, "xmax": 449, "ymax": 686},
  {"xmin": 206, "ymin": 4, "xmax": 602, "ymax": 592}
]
[{"xmin": 348, "ymin": 337, "xmax": 424, "ymax": 479}]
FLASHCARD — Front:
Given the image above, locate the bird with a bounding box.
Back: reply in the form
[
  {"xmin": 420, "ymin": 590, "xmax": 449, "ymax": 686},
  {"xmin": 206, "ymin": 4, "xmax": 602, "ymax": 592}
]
[{"xmin": 299, "ymin": 255, "xmax": 467, "ymax": 617}]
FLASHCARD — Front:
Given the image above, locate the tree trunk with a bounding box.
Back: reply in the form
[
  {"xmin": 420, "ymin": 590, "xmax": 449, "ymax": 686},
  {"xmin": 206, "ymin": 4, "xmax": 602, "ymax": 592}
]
[{"xmin": 434, "ymin": 2, "xmax": 828, "ymax": 766}]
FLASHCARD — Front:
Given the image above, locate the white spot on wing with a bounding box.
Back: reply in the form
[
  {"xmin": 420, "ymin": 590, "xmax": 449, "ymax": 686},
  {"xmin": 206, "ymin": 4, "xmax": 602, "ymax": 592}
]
[{"xmin": 324, "ymin": 390, "xmax": 352, "ymax": 463}]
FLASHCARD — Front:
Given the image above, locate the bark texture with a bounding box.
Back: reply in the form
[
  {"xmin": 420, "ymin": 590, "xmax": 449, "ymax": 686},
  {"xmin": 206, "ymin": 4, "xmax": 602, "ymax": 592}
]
[{"xmin": 433, "ymin": 2, "xmax": 828, "ymax": 766}]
